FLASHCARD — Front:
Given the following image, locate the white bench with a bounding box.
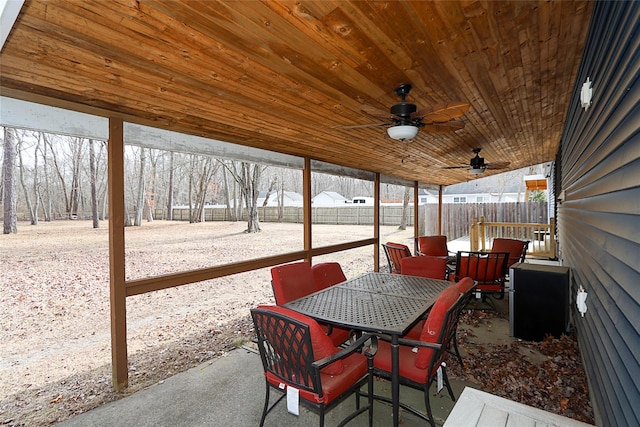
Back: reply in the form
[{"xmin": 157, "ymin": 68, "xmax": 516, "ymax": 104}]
[{"xmin": 443, "ymin": 387, "xmax": 595, "ymax": 427}]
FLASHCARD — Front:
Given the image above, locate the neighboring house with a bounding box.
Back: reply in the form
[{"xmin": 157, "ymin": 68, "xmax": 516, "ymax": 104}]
[
  {"xmin": 257, "ymin": 190, "xmax": 303, "ymax": 207},
  {"xmin": 419, "ymin": 165, "xmax": 550, "ymax": 204},
  {"xmin": 312, "ymin": 191, "xmax": 349, "ymax": 206}
]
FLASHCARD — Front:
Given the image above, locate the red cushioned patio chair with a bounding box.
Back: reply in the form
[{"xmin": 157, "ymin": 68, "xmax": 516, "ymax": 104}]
[
  {"xmin": 400, "ymin": 255, "xmax": 449, "ymax": 280},
  {"xmin": 251, "ymin": 305, "xmax": 377, "ymax": 427},
  {"xmin": 371, "ymin": 286, "xmax": 466, "ymax": 427},
  {"xmin": 312, "ymin": 262, "xmax": 347, "ymax": 291},
  {"xmin": 382, "ymin": 242, "xmax": 412, "ymax": 274},
  {"xmin": 271, "ymin": 261, "xmax": 349, "ymax": 346},
  {"xmin": 490, "ymin": 237, "xmax": 529, "ymax": 268}
]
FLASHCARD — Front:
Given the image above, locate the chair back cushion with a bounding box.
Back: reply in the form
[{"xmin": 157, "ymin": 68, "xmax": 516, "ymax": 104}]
[
  {"xmin": 270, "ymin": 261, "xmax": 315, "ymax": 305},
  {"xmin": 312, "ymin": 262, "xmax": 347, "ymax": 291},
  {"xmin": 491, "ymin": 238, "xmax": 528, "ymax": 267},
  {"xmin": 254, "ymin": 305, "xmax": 344, "ymax": 375},
  {"xmin": 456, "ymin": 277, "xmax": 475, "ymax": 294},
  {"xmin": 416, "ymin": 235, "xmax": 449, "ymax": 257},
  {"xmin": 400, "ymin": 255, "xmax": 448, "ymax": 280},
  {"xmin": 455, "ymin": 252, "xmax": 509, "ymax": 292},
  {"xmin": 415, "ymin": 285, "xmax": 460, "ymax": 369}
]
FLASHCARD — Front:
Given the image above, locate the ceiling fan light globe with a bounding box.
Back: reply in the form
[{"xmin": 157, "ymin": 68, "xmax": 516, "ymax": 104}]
[
  {"xmin": 387, "ymin": 125, "xmax": 419, "ymax": 140},
  {"xmin": 469, "ymin": 167, "xmax": 485, "ymax": 175}
]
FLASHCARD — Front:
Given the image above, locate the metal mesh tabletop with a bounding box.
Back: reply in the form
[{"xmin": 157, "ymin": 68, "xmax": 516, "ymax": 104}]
[
  {"xmin": 284, "ymin": 272, "xmax": 451, "ymax": 336},
  {"xmin": 338, "ymin": 272, "xmax": 450, "ymax": 300}
]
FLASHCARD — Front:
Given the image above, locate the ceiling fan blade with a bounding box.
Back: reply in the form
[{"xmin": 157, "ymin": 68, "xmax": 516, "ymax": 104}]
[
  {"xmin": 421, "ymin": 121, "xmax": 465, "ymax": 133},
  {"xmin": 486, "ymin": 161, "xmax": 511, "ymax": 169},
  {"xmin": 440, "ymin": 164, "xmax": 469, "ymax": 169},
  {"xmin": 413, "ymin": 102, "xmax": 470, "ymax": 122},
  {"xmin": 361, "ymin": 104, "xmax": 391, "ymax": 119},
  {"xmin": 334, "ymin": 122, "xmax": 389, "ymax": 130}
]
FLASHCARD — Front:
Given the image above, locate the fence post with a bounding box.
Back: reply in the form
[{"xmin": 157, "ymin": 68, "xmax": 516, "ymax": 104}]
[
  {"xmin": 470, "ymin": 217, "xmax": 478, "ymax": 251},
  {"xmin": 479, "ymin": 215, "xmax": 486, "ymax": 251}
]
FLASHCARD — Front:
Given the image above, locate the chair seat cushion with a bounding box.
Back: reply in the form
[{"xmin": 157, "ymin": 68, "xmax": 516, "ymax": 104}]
[
  {"xmin": 266, "ymin": 351, "xmax": 367, "ymax": 405},
  {"xmin": 373, "ymin": 340, "xmax": 435, "ymax": 384}
]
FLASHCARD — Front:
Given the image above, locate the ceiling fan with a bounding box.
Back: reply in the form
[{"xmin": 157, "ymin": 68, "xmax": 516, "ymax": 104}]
[
  {"xmin": 443, "ymin": 148, "xmax": 511, "ymax": 174},
  {"xmin": 339, "ymin": 83, "xmax": 469, "ymax": 140}
]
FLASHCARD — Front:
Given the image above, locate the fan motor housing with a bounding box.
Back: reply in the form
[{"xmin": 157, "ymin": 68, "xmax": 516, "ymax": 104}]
[
  {"xmin": 470, "ymin": 155, "xmax": 485, "ymax": 169},
  {"xmin": 390, "ymin": 102, "xmax": 417, "ymax": 118}
]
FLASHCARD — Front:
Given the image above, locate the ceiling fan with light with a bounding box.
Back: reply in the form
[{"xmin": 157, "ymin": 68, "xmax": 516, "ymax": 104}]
[
  {"xmin": 339, "ymin": 84, "xmax": 469, "ymax": 140},
  {"xmin": 443, "ymin": 148, "xmax": 511, "ymax": 174}
]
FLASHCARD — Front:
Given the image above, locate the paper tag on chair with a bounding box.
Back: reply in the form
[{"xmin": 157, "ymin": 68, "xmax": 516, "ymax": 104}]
[
  {"xmin": 437, "ymin": 363, "xmax": 444, "ymax": 392},
  {"xmin": 287, "ymin": 386, "xmax": 300, "ymax": 416}
]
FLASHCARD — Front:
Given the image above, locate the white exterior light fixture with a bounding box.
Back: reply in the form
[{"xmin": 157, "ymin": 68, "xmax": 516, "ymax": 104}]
[
  {"xmin": 581, "ymin": 77, "xmax": 592, "ymax": 110},
  {"xmin": 387, "ymin": 125, "xmax": 419, "ymax": 140}
]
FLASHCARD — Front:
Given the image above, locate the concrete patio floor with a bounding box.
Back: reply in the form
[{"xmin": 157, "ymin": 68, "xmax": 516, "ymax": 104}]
[
  {"xmin": 56, "ymin": 259, "xmax": 567, "ymax": 427},
  {"xmin": 56, "ymin": 303, "xmax": 515, "ymax": 427}
]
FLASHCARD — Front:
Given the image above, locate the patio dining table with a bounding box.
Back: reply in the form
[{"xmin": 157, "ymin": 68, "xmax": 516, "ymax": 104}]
[{"xmin": 284, "ymin": 271, "xmax": 452, "ymax": 427}]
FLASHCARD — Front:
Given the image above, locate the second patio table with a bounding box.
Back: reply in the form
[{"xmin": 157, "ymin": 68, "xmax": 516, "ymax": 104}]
[{"xmin": 284, "ymin": 271, "xmax": 451, "ymax": 427}]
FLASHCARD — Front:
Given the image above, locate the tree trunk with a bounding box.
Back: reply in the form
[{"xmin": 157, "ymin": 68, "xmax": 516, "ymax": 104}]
[
  {"xmin": 69, "ymin": 137, "xmax": 83, "ymax": 219},
  {"xmin": 17, "ymin": 135, "xmax": 38, "ymax": 225},
  {"xmin": 166, "ymin": 151, "xmax": 174, "ymax": 221},
  {"xmin": 134, "ymin": 147, "xmax": 146, "ymax": 226},
  {"xmin": 221, "ymin": 164, "xmax": 234, "ymax": 221},
  {"xmin": 2, "ymin": 128, "xmax": 18, "ymax": 234},
  {"xmin": 47, "ymin": 135, "xmax": 71, "ymax": 218},
  {"xmin": 278, "ymin": 176, "xmax": 284, "ymax": 222},
  {"xmin": 89, "ymin": 139, "xmax": 99, "ymax": 228},
  {"xmin": 39, "ymin": 134, "xmax": 52, "ymax": 222},
  {"xmin": 399, "ymin": 186, "xmax": 411, "ymax": 230},
  {"xmin": 145, "ymin": 151, "xmax": 157, "ymax": 222},
  {"xmin": 245, "ymin": 163, "xmax": 262, "ymax": 233}
]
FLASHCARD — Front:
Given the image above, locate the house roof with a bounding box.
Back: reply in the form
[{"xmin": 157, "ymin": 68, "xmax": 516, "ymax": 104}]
[
  {"xmin": 0, "ymin": 1, "xmax": 593, "ymax": 186},
  {"xmin": 314, "ymin": 191, "xmax": 348, "ymax": 201}
]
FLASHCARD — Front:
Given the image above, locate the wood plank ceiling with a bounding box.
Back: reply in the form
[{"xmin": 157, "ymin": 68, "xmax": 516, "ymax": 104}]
[{"xmin": 0, "ymin": 0, "xmax": 593, "ymax": 186}]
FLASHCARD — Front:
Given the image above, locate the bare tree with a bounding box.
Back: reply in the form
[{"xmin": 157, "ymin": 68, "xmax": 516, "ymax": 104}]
[
  {"xmin": 221, "ymin": 160, "xmax": 266, "ymax": 233},
  {"xmin": 220, "ymin": 164, "xmax": 236, "ymax": 221},
  {"xmin": 187, "ymin": 155, "xmax": 218, "ymax": 223},
  {"xmin": 134, "ymin": 147, "xmax": 146, "ymax": 226},
  {"xmin": 166, "ymin": 151, "xmax": 174, "ymax": 221},
  {"xmin": 399, "ymin": 186, "xmax": 411, "ymax": 230},
  {"xmin": 89, "ymin": 139, "xmax": 99, "ymax": 228},
  {"xmin": 17, "ymin": 131, "xmax": 39, "ymax": 225},
  {"xmin": 36, "ymin": 133, "xmax": 52, "ymax": 222},
  {"xmin": 262, "ymin": 176, "xmax": 278, "ymax": 207},
  {"xmin": 2, "ymin": 127, "xmax": 18, "ymax": 234}
]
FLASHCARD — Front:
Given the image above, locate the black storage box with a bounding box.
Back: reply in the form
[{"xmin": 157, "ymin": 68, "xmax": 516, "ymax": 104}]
[{"xmin": 509, "ymin": 263, "xmax": 570, "ymax": 341}]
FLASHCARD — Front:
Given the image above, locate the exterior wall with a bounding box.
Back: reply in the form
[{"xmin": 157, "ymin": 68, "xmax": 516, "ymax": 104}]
[{"xmin": 557, "ymin": 2, "xmax": 640, "ymax": 426}]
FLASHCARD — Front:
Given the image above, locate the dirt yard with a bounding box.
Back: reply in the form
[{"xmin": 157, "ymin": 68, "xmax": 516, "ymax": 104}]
[{"xmin": 0, "ymin": 220, "xmax": 594, "ymax": 425}]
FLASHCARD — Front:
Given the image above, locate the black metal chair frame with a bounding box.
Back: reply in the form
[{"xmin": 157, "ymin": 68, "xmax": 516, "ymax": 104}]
[
  {"xmin": 251, "ymin": 308, "xmax": 377, "ymax": 427},
  {"xmin": 370, "ymin": 292, "xmax": 467, "ymax": 427}
]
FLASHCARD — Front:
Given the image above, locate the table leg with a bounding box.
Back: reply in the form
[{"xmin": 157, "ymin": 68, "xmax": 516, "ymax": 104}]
[{"xmin": 391, "ymin": 334, "xmax": 399, "ymax": 426}]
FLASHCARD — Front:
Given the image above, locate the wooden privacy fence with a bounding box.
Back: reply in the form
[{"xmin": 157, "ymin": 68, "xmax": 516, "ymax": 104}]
[
  {"xmin": 420, "ymin": 202, "xmax": 549, "ymax": 240},
  {"xmin": 155, "ymin": 205, "xmax": 415, "ymax": 226},
  {"xmin": 469, "ymin": 216, "xmax": 556, "ymax": 259}
]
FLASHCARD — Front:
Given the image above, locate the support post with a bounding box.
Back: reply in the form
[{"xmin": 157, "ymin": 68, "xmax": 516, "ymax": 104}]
[
  {"xmin": 108, "ymin": 118, "xmax": 128, "ymax": 390},
  {"xmin": 303, "ymin": 158, "xmax": 312, "ymax": 262},
  {"xmin": 413, "ymin": 182, "xmax": 419, "ymax": 253},
  {"xmin": 373, "ymin": 174, "xmax": 380, "ymax": 271},
  {"xmin": 438, "ymin": 185, "xmax": 443, "ymax": 235}
]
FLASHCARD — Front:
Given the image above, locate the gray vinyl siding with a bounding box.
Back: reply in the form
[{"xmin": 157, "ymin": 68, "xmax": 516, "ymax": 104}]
[{"xmin": 557, "ymin": 2, "xmax": 640, "ymax": 427}]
